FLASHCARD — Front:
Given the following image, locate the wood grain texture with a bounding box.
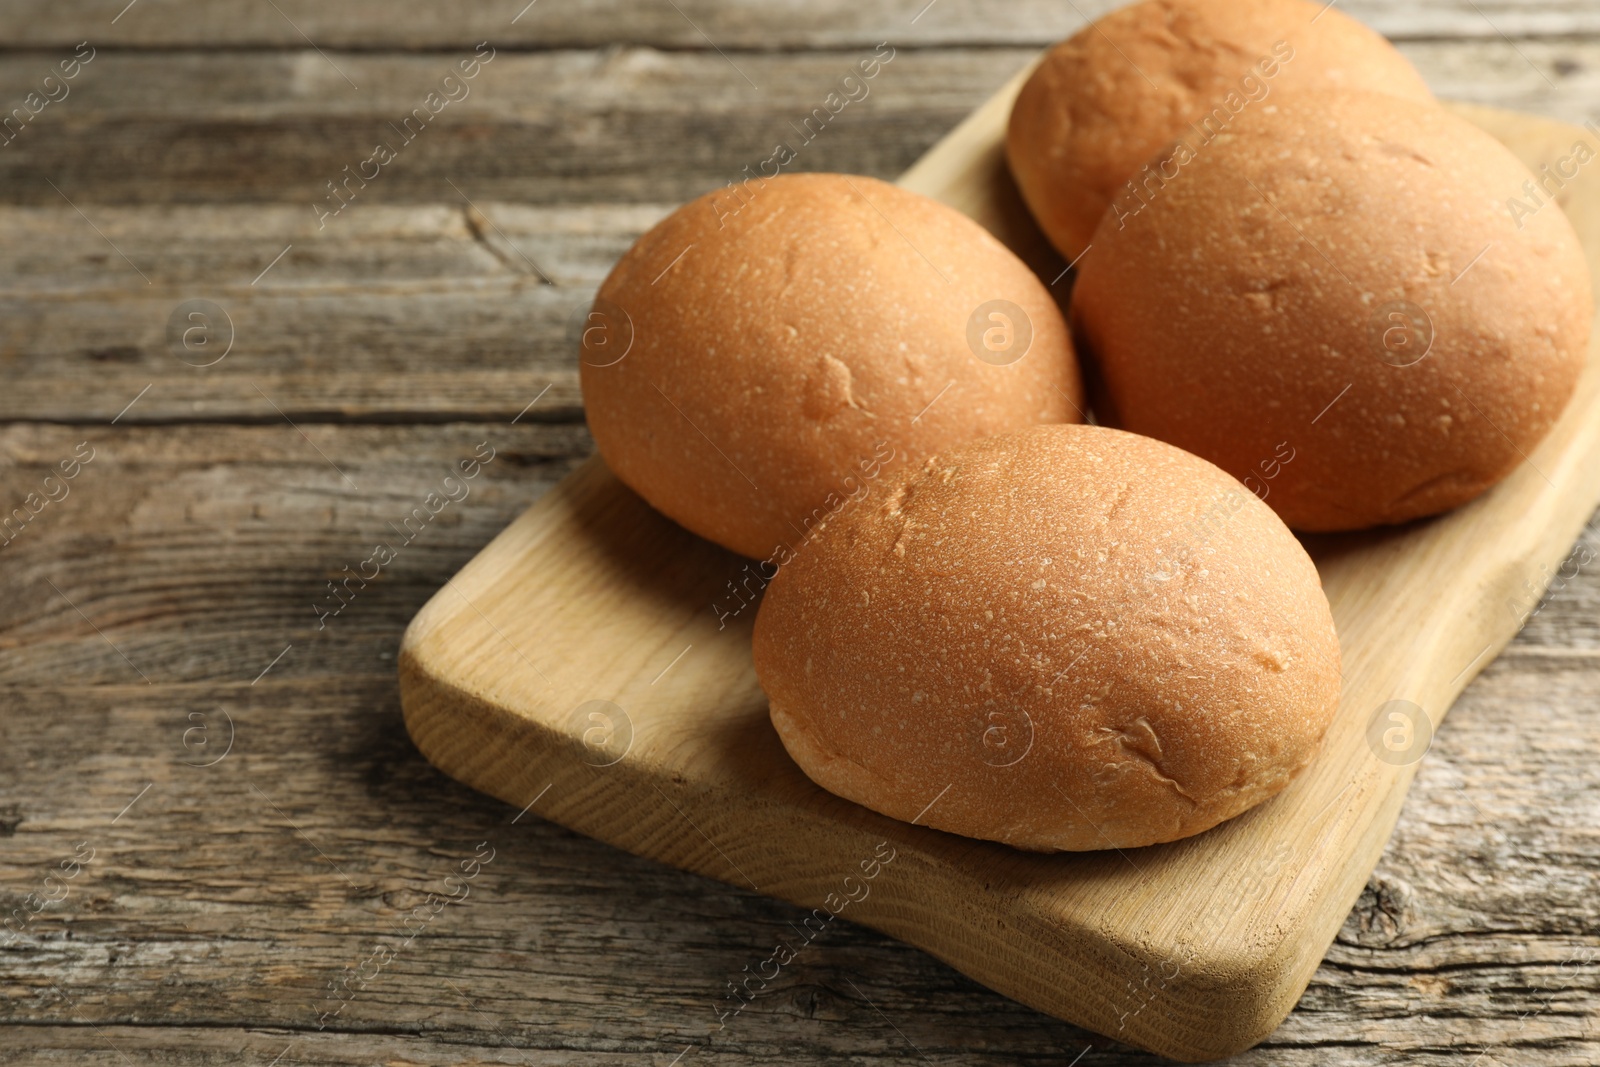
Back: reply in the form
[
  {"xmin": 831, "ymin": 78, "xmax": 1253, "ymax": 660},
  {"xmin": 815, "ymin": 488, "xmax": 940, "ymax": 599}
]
[
  {"xmin": 3, "ymin": 3, "xmax": 1600, "ymax": 1064},
  {"xmin": 1, "ymin": 0, "xmax": 1597, "ymax": 48},
  {"xmin": 396, "ymin": 97, "xmax": 1600, "ymax": 1060},
  {"xmin": 4, "ymin": 516, "xmax": 1598, "ymax": 1066},
  {"xmin": 0, "ymin": 43, "xmax": 1592, "ymax": 207},
  {"xmin": 0, "ymin": 202, "xmax": 659, "ymax": 422},
  {"xmin": 0, "ymin": 422, "xmax": 589, "ymax": 687}
]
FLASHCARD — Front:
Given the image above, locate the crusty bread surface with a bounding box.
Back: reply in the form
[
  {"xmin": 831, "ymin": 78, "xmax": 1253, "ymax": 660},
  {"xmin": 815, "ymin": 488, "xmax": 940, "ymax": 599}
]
[
  {"xmin": 1071, "ymin": 89, "xmax": 1593, "ymax": 531},
  {"xmin": 1007, "ymin": 0, "xmax": 1434, "ymax": 259},
  {"xmin": 580, "ymin": 173, "xmax": 1084, "ymax": 561},
  {"xmin": 752, "ymin": 424, "xmax": 1343, "ymax": 851}
]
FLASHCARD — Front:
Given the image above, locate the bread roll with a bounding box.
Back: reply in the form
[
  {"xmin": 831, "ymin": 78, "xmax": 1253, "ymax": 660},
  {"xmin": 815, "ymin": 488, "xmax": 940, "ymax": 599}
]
[
  {"xmin": 1071, "ymin": 90, "xmax": 1593, "ymax": 531},
  {"xmin": 579, "ymin": 173, "xmax": 1084, "ymax": 561},
  {"xmin": 1007, "ymin": 0, "xmax": 1433, "ymax": 260},
  {"xmin": 752, "ymin": 424, "xmax": 1341, "ymax": 852}
]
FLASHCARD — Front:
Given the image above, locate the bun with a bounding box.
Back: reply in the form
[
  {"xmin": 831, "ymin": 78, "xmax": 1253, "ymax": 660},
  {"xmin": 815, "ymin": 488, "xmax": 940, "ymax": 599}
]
[
  {"xmin": 1071, "ymin": 90, "xmax": 1594, "ymax": 531},
  {"xmin": 580, "ymin": 173, "xmax": 1084, "ymax": 561},
  {"xmin": 1007, "ymin": 0, "xmax": 1433, "ymax": 259},
  {"xmin": 752, "ymin": 424, "xmax": 1342, "ymax": 851}
]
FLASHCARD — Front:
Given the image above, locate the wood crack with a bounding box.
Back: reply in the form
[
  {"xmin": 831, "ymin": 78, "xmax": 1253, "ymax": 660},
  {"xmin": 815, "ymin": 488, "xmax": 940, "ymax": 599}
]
[{"xmin": 461, "ymin": 204, "xmax": 555, "ymax": 285}]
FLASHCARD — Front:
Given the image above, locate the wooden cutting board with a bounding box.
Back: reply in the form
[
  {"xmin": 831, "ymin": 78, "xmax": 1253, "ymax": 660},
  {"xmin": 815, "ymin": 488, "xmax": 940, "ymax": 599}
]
[{"xmin": 398, "ymin": 66, "xmax": 1600, "ymax": 1061}]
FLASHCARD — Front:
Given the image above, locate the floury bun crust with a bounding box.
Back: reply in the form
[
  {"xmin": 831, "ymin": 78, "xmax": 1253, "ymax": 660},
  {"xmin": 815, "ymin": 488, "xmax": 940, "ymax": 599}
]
[
  {"xmin": 1006, "ymin": 0, "xmax": 1433, "ymax": 260},
  {"xmin": 580, "ymin": 173, "xmax": 1084, "ymax": 562},
  {"xmin": 1071, "ymin": 90, "xmax": 1594, "ymax": 532},
  {"xmin": 752, "ymin": 424, "xmax": 1342, "ymax": 852}
]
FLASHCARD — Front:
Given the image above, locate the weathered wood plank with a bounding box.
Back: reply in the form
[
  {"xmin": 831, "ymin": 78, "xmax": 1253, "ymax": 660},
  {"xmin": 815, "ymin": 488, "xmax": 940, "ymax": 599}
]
[
  {"xmin": 0, "ymin": 43, "xmax": 1593, "ymax": 208},
  {"xmin": 0, "ymin": 202, "xmax": 663, "ymax": 293},
  {"xmin": 0, "ymin": 47, "xmax": 1001, "ymax": 207},
  {"xmin": 0, "ymin": 424, "xmax": 1594, "ymax": 1064},
  {"xmin": 0, "ymin": 659, "xmax": 1594, "ymax": 1065},
  {"xmin": 1, "ymin": 3, "xmax": 1597, "ymax": 1062},
  {"xmin": 0, "ymin": 0, "xmax": 1596, "ymax": 50},
  {"xmin": 0, "ymin": 203, "xmax": 664, "ymax": 423},
  {"xmin": 0, "ymin": 423, "xmax": 1594, "ymax": 691},
  {"xmin": 0, "ymin": 423, "xmax": 591, "ymax": 686},
  {"xmin": 1, "ymin": 285, "xmax": 590, "ymax": 423}
]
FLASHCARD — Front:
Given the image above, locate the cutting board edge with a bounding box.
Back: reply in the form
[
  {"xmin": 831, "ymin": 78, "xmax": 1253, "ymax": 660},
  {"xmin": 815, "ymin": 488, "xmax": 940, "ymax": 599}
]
[{"xmin": 399, "ymin": 619, "xmax": 1331, "ymax": 1062}]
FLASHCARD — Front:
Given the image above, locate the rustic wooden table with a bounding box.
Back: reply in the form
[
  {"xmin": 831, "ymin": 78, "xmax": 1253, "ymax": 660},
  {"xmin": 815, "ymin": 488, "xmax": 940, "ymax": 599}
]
[{"xmin": 1, "ymin": 2, "xmax": 1596, "ymax": 1064}]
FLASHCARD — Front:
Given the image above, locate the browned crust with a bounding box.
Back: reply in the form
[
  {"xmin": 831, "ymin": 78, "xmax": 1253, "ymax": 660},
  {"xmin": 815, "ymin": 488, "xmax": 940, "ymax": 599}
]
[
  {"xmin": 1007, "ymin": 0, "xmax": 1434, "ymax": 260},
  {"xmin": 580, "ymin": 173, "xmax": 1084, "ymax": 560},
  {"xmin": 752, "ymin": 424, "xmax": 1342, "ymax": 851},
  {"xmin": 1070, "ymin": 89, "xmax": 1594, "ymax": 531}
]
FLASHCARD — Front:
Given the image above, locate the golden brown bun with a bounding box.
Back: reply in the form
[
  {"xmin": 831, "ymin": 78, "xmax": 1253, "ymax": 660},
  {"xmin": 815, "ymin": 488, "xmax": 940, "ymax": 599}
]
[
  {"xmin": 1007, "ymin": 0, "xmax": 1433, "ymax": 259},
  {"xmin": 580, "ymin": 173, "xmax": 1085, "ymax": 560},
  {"xmin": 752, "ymin": 424, "xmax": 1342, "ymax": 852},
  {"xmin": 1071, "ymin": 90, "xmax": 1594, "ymax": 531}
]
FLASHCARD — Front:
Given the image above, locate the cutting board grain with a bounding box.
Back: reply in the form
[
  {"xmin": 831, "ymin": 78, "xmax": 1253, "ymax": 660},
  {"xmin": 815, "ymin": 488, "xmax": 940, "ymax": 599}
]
[{"xmin": 398, "ymin": 73, "xmax": 1600, "ymax": 1060}]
